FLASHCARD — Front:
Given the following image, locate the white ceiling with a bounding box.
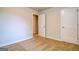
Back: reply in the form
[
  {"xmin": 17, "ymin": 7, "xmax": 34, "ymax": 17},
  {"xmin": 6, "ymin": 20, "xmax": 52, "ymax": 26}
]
[{"xmin": 30, "ymin": 7, "xmax": 51, "ymax": 11}]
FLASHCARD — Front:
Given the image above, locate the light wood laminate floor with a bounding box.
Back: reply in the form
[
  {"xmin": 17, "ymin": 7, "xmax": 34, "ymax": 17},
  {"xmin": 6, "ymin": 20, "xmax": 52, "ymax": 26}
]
[{"xmin": 3, "ymin": 35, "xmax": 79, "ymax": 51}]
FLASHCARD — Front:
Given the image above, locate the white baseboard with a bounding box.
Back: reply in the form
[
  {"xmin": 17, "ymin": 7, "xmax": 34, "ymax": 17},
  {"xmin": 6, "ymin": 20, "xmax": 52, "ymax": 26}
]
[
  {"xmin": 46, "ymin": 36, "xmax": 62, "ymax": 41},
  {"xmin": 46, "ymin": 36, "xmax": 79, "ymax": 45},
  {"xmin": 0, "ymin": 36, "xmax": 32, "ymax": 47}
]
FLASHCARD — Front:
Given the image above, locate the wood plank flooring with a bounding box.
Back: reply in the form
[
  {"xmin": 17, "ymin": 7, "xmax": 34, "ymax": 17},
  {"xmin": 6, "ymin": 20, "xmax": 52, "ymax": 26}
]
[{"xmin": 3, "ymin": 35, "xmax": 79, "ymax": 51}]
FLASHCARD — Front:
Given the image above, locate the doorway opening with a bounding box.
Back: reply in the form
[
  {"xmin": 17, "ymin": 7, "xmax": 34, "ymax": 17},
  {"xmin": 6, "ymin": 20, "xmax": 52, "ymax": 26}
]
[{"xmin": 32, "ymin": 14, "xmax": 38, "ymax": 36}]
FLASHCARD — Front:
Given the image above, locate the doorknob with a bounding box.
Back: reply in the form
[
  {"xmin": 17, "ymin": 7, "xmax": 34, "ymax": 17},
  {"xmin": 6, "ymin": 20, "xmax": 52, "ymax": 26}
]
[{"xmin": 62, "ymin": 26, "xmax": 64, "ymax": 28}]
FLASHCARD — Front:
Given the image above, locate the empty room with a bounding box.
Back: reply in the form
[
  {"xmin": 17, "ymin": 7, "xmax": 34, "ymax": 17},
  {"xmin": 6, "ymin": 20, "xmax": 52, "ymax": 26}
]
[{"xmin": 0, "ymin": 7, "xmax": 79, "ymax": 51}]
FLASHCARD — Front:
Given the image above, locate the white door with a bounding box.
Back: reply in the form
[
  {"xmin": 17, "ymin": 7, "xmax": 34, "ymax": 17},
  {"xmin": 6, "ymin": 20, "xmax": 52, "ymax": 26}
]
[
  {"xmin": 38, "ymin": 14, "xmax": 45, "ymax": 37},
  {"xmin": 61, "ymin": 8, "xmax": 77, "ymax": 44}
]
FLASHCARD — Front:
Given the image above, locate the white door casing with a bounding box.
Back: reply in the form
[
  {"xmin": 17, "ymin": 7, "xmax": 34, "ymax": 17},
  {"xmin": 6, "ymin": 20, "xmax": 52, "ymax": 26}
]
[{"xmin": 77, "ymin": 8, "xmax": 79, "ymax": 45}]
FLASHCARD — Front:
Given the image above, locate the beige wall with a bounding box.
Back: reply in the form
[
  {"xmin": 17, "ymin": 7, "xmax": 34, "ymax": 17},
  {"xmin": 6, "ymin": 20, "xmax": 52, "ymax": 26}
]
[
  {"xmin": 1, "ymin": 7, "xmax": 38, "ymax": 36},
  {"xmin": 39, "ymin": 8, "xmax": 61, "ymax": 40},
  {"xmin": 0, "ymin": 7, "xmax": 38, "ymax": 47}
]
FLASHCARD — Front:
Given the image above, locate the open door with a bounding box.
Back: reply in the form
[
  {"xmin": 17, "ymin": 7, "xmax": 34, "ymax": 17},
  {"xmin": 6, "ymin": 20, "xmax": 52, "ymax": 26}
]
[{"xmin": 38, "ymin": 14, "xmax": 46, "ymax": 37}]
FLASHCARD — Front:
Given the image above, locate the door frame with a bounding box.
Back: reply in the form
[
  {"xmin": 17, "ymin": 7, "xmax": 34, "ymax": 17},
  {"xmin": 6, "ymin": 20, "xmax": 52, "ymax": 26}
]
[
  {"xmin": 32, "ymin": 14, "xmax": 38, "ymax": 36},
  {"xmin": 77, "ymin": 8, "xmax": 79, "ymax": 45}
]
